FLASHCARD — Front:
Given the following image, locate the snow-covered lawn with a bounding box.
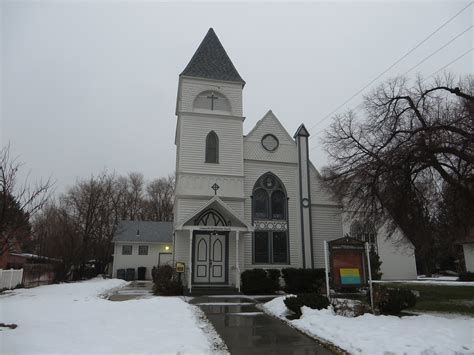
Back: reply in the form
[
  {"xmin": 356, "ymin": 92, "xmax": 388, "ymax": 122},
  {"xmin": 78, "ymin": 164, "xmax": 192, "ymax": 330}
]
[
  {"xmin": 264, "ymin": 296, "xmax": 474, "ymax": 355},
  {"xmin": 0, "ymin": 278, "xmax": 225, "ymax": 354}
]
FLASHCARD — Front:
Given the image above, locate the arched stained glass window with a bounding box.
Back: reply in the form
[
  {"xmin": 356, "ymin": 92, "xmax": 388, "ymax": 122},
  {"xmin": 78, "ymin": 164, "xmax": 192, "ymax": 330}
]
[
  {"xmin": 271, "ymin": 190, "xmax": 286, "ymax": 220},
  {"xmin": 254, "ymin": 188, "xmax": 269, "ymax": 219},
  {"xmin": 252, "ymin": 173, "xmax": 289, "ymax": 264},
  {"xmin": 205, "ymin": 131, "xmax": 219, "ymax": 163}
]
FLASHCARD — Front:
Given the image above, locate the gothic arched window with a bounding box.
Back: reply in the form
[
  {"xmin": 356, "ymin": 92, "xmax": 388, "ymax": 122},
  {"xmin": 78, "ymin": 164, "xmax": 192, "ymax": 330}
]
[
  {"xmin": 350, "ymin": 220, "xmax": 378, "ymax": 252},
  {"xmin": 252, "ymin": 173, "xmax": 289, "ymax": 264},
  {"xmin": 205, "ymin": 131, "xmax": 219, "ymax": 163},
  {"xmin": 193, "ymin": 91, "xmax": 231, "ymax": 113},
  {"xmin": 254, "ymin": 188, "xmax": 269, "ymax": 219},
  {"xmin": 271, "ymin": 190, "xmax": 286, "ymax": 220}
]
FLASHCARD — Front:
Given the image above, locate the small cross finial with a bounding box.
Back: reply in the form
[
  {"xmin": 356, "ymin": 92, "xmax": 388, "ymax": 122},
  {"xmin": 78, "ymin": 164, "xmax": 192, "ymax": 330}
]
[
  {"xmin": 211, "ymin": 183, "xmax": 220, "ymax": 195},
  {"xmin": 207, "ymin": 92, "xmax": 219, "ymax": 110}
]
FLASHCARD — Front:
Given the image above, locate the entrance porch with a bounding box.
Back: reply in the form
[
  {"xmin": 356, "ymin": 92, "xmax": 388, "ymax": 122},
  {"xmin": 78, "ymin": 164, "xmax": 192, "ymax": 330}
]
[{"xmin": 173, "ymin": 196, "xmax": 253, "ymax": 293}]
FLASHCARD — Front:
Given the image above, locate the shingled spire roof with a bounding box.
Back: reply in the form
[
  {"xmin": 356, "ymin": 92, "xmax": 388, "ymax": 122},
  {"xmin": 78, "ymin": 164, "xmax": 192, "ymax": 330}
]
[{"xmin": 180, "ymin": 28, "xmax": 245, "ymax": 86}]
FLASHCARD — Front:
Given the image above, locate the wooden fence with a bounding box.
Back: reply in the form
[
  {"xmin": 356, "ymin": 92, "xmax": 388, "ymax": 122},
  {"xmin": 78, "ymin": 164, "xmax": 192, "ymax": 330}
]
[
  {"xmin": 0, "ymin": 269, "xmax": 24, "ymax": 289},
  {"xmin": 22, "ymin": 264, "xmax": 56, "ymax": 287}
]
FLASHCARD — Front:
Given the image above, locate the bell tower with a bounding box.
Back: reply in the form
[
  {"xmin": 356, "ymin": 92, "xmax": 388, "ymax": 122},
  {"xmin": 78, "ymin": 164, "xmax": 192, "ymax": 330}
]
[{"xmin": 174, "ymin": 28, "xmax": 246, "ymax": 225}]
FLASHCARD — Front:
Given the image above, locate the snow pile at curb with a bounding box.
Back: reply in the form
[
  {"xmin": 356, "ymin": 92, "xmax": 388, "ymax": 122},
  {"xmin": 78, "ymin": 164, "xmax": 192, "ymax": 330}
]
[
  {"xmin": 263, "ymin": 296, "xmax": 474, "ymax": 355},
  {"xmin": 1, "ymin": 278, "xmax": 221, "ymax": 354}
]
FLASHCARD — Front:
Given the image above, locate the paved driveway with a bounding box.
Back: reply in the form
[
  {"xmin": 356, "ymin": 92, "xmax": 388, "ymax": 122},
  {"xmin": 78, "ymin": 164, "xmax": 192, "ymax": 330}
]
[
  {"xmin": 108, "ymin": 281, "xmax": 153, "ymax": 301},
  {"xmin": 190, "ymin": 296, "xmax": 335, "ymax": 355}
]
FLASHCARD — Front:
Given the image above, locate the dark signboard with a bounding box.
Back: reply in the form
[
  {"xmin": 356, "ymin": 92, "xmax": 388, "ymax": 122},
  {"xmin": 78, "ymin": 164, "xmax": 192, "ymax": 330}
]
[{"xmin": 328, "ymin": 237, "xmax": 367, "ymax": 288}]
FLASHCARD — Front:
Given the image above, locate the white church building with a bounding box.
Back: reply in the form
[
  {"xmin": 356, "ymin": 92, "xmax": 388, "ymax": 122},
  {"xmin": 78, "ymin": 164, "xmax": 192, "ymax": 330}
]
[{"xmin": 170, "ymin": 28, "xmax": 417, "ymax": 292}]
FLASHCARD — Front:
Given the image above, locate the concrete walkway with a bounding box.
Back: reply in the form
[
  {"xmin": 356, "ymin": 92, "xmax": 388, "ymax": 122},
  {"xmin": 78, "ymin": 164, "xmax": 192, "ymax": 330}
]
[
  {"xmin": 190, "ymin": 296, "xmax": 334, "ymax": 355},
  {"xmin": 108, "ymin": 281, "xmax": 153, "ymax": 301}
]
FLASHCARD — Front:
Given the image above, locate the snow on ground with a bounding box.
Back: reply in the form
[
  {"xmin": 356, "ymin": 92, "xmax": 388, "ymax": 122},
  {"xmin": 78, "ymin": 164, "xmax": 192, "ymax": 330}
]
[
  {"xmin": 263, "ymin": 296, "xmax": 474, "ymax": 355},
  {"xmin": 0, "ymin": 278, "xmax": 225, "ymax": 354},
  {"xmin": 373, "ymin": 279, "xmax": 474, "ymax": 286}
]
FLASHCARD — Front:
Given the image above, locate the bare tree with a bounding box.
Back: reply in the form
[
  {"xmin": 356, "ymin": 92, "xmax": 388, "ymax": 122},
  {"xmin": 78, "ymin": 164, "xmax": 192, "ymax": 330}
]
[
  {"xmin": 322, "ymin": 74, "xmax": 473, "ymax": 273},
  {"xmin": 143, "ymin": 174, "xmax": 175, "ymax": 222},
  {"xmin": 0, "ymin": 144, "xmax": 53, "ymax": 256}
]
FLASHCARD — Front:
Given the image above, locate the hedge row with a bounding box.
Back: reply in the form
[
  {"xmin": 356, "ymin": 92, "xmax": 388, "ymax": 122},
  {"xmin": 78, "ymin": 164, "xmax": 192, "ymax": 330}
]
[{"xmin": 240, "ymin": 268, "xmax": 325, "ymax": 295}]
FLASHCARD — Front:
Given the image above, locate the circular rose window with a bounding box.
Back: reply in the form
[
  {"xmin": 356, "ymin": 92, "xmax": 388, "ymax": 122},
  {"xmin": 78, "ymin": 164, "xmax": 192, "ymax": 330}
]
[{"xmin": 261, "ymin": 134, "xmax": 279, "ymax": 152}]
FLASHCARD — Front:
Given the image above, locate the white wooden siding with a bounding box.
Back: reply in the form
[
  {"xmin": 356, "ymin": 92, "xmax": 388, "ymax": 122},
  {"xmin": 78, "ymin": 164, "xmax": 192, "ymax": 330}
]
[
  {"xmin": 178, "ymin": 77, "xmax": 243, "ymax": 116},
  {"xmin": 311, "ymin": 205, "xmax": 344, "ymax": 268},
  {"xmin": 244, "ymin": 111, "xmax": 297, "ymax": 164},
  {"xmin": 112, "ymin": 242, "xmax": 173, "ymax": 280},
  {"xmin": 178, "ymin": 113, "xmax": 244, "ymax": 176},
  {"xmin": 309, "ymin": 164, "xmax": 340, "ymax": 206}
]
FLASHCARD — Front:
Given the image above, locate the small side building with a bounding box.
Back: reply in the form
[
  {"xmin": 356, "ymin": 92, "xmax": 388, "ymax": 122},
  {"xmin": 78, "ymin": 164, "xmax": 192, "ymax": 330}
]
[{"xmin": 112, "ymin": 221, "xmax": 173, "ymax": 280}]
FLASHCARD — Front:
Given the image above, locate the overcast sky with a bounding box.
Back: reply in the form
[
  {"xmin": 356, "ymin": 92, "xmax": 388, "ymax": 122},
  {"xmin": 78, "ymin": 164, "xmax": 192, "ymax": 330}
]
[{"xmin": 1, "ymin": 1, "xmax": 472, "ymax": 194}]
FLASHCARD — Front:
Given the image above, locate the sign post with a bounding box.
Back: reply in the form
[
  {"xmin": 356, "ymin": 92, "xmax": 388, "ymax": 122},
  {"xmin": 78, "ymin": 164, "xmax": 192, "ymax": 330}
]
[
  {"xmin": 323, "ymin": 240, "xmax": 330, "ymax": 299},
  {"xmin": 365, "ymin": 243, "xmax": 374, "ymax": 312},
  {"xmin": 175, "ymin": 262, "xmax": 185, "ymax": 285}
]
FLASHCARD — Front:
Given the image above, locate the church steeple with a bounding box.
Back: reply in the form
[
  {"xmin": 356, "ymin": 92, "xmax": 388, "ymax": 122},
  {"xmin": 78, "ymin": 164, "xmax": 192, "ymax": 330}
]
[{"xmin": 180, "ymin": 28, "xmax": 245, "ymax": 86}]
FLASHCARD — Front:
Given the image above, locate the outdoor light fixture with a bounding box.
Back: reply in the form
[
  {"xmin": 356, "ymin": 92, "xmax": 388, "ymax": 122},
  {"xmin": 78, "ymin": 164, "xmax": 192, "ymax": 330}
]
[{"xmin": 165, "ymin": 245, "xmax": 170, "ymax": 251}]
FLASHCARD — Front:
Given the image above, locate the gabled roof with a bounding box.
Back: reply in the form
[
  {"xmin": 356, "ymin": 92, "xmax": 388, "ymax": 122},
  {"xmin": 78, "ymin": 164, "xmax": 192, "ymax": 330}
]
[
  {"xmin": 244, "ymin": 110, "xmax": 296, "ymax": 145},
  {"xmin": 294, "ymin": 123, "xmax": 310, "ymax": 138},
  {"xmin": 180, "ymin": 28, "xmax": 245, "ymax": 85},
  {"xmin": 176, "ymin": 196, "xmax": 253, "ymax": 231},
  {"xmin": 113, "ymin": 221, "xmax": 173, "ymax": 243}
]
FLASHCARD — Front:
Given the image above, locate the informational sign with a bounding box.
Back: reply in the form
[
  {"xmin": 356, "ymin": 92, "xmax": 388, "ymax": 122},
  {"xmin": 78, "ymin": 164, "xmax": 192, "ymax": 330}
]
[
  {"xmin": 175, "ymin": 262, "xmax": 185, "ymax": 273},
  {"xmin": 327, "ymin": 236, "xmax": 367, "ymax": 289},
  {"xmin": 340, "ymin": 268, "xmax": 361, "ymax": 285}
]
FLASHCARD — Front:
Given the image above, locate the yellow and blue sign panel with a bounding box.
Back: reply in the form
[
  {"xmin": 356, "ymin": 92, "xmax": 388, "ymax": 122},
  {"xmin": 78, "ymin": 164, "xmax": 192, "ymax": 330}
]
[{"xmin": 340, "ymin": 268, "xmax": 361, "ymax": 285}]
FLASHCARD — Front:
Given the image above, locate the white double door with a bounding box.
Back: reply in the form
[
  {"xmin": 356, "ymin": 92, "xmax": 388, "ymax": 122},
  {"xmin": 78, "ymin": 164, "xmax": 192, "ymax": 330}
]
[{"xmin": 193, "ymin": 233, "xmax": 227, "ymax": 284}]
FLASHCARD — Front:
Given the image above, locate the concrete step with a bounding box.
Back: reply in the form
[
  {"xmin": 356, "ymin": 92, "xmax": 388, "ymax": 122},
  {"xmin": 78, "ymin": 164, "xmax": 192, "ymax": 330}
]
[{"xmin": 185, "ymin": 287, "xmax": 241, "ymax": 296}]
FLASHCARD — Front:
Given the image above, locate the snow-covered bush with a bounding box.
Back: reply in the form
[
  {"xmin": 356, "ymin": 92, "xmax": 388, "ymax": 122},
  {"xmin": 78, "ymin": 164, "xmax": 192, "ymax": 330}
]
[
  {"xmin": 331, "ymin": 298, "xmax": 371, "ymax": 317},
  {"xmin": 283, "ymin": 293, "xmax": 330, "ymax": 318},
  {"xmin": 373, "ymin": 286, "xmax": 416, "ymax": 315}
]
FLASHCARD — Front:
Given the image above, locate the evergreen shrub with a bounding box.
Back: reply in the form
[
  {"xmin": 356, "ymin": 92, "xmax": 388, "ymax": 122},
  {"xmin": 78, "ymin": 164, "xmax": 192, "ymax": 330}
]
[
  {"xmin": 152, "ymin": 265, "xmax": 183, "ymax": 296},
  {"xmin": 458, "ymin": 272, "xmax": 474, "ymax": 281},
  {"xmin": 241, "ymin": 269, "xmax": 281, "ymax": 294},
  {"xmin": 284, "ymin": 293, "xmax": 330, "ymax": 318},
  {"xmin": 281, "ymin": 268, "xmax": 325, "ymax": 293}
]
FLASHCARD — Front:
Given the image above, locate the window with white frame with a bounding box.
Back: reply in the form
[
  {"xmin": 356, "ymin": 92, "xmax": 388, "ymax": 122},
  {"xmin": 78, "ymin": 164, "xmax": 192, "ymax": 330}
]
[
  {"xmin": 122, "ymin": 245, "xmax": 132, "ymax": 255},
  {"xmin": 138, "ymin": 245, "xmax": 148, "ymax": 255}
]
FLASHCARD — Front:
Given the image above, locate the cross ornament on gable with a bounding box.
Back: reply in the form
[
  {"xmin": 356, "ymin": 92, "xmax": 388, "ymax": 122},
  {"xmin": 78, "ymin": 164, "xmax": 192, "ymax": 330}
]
[
  {"xmin": 211, "ymin": 183, "xmax": 220, "ymax": 195},
  {"xmin": 207, "ymin": 92, "xmax": 219, "ymax": 110}
]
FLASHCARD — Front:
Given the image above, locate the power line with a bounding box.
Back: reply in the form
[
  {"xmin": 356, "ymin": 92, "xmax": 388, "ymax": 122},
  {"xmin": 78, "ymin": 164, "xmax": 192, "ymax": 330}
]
[
  {"xmin": 424, "ymin": 48, "xmax": 473, "ymax": 81},
  {"xmin": 403, "ymin": 25, "xmax": 473, "ymax": 76},
  {"xmin": 307, "ymin": 1, "xmax": 473, "ymax": 138},
  {"xmin": 309, "ymin": 48, "xmax": 474, "ymax": 150}
]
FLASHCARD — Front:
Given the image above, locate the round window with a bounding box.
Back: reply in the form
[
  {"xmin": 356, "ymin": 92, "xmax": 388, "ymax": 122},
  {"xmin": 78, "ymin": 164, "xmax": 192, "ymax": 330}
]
[{"xmin": 261, "ymin": 134, "xmax": 279, "ymax": 152}]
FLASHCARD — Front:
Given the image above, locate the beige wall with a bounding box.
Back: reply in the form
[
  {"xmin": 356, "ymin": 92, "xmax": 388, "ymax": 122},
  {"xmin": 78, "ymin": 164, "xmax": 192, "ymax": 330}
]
[
  {"xmin": 112, "ymin": 242, "xmax": 173, "ymax": 280},
  {"xmin": 341, "ymin": 215, "xmax": 418, "ymax": 280},
  {"xmin": 463, "ymin": 244, "xmax": 474, "ymax": 272}
]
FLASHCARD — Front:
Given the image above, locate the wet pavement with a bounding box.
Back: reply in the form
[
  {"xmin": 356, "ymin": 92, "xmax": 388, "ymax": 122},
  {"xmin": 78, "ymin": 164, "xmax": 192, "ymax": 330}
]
[
  {"xmin": 190, "ymin": 295, "xmax": 334, "ymax": 355},
  {"xmin": 108, "ymin": 281, "xmax": 153, "ymax": 301}
]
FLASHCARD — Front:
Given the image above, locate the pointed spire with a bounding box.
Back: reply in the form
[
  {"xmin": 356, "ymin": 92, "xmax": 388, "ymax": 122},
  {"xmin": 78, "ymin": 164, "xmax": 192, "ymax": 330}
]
[
  {"xmin": 294, "ymin": 124, "xmax": 310, "ymax": 138},
  {"xmin": 180, "ymin": 28, "xmax": 245, "ymax": 85}
]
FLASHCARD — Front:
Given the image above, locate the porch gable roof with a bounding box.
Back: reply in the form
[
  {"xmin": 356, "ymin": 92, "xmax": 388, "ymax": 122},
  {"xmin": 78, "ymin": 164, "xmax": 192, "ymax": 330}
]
[{"xmin": 175, "ymin": 196, "xmax": 253, "ymax": 231}]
